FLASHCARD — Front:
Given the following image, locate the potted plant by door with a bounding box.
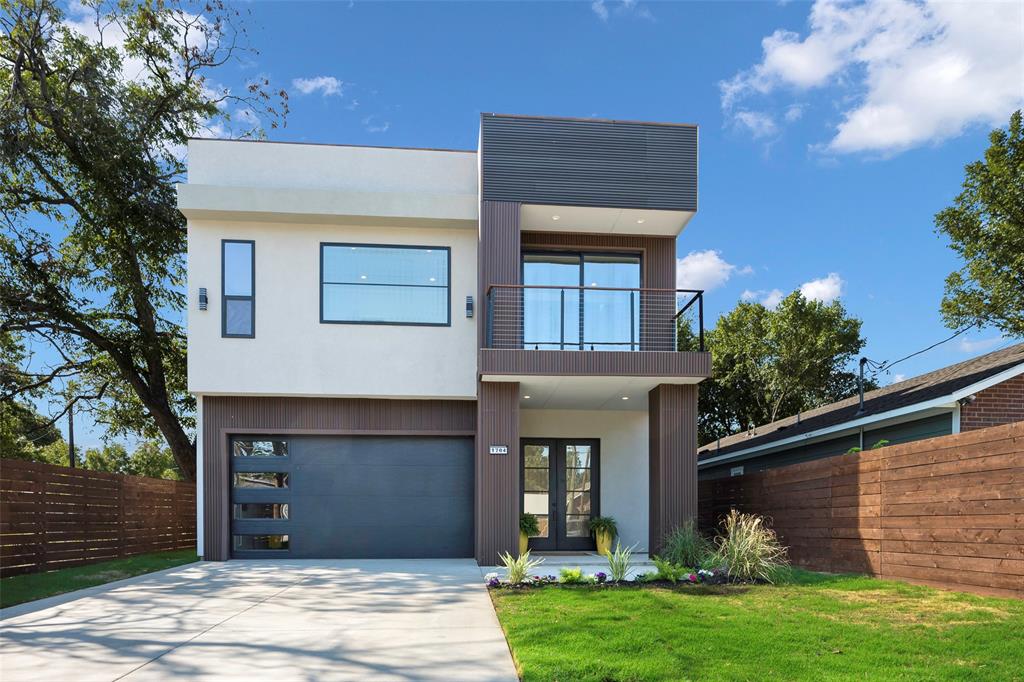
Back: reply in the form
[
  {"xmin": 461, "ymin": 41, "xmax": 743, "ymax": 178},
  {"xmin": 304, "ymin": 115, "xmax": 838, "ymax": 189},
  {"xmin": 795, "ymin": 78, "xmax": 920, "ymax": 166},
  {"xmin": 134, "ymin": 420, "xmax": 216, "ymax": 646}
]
[
  {"xmin": 519, "ymin": 513, "xmax": 540, "ymax": 555},
  {"xmin": 589, "ymin": 516, "xmax": 618, "ymax": 556}
]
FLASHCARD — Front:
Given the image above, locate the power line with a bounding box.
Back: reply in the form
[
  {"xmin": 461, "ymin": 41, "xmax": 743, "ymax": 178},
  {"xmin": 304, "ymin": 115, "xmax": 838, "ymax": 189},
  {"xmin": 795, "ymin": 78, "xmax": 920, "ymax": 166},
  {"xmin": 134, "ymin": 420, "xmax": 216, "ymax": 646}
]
[{"xmin": 863, "ymin": 325, "xmax": 975, "ymax": 378}]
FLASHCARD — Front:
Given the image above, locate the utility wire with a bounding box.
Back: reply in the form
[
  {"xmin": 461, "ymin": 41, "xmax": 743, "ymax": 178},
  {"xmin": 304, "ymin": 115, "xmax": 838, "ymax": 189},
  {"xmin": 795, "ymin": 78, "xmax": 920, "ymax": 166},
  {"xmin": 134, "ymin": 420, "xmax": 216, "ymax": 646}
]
[{"xmin": 863, "ymin": 325, "xmax": 975, "ymax": 379}]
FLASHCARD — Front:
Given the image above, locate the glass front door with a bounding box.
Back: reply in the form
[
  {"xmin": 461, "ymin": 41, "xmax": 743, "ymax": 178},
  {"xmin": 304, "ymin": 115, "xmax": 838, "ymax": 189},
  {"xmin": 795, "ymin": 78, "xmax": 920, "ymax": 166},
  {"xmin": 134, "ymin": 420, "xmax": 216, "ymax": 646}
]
[{"xmin": 521, "ymin": 439, "xmax": 600, "ymax": 551}]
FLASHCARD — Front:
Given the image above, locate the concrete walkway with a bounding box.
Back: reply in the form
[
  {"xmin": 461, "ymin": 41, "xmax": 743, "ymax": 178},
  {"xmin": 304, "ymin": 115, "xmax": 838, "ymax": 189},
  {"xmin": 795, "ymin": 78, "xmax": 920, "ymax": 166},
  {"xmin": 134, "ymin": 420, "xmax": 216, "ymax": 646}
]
[{"xmin": 0, "ymin": 559, "xmax": 518, "ymax": 681}]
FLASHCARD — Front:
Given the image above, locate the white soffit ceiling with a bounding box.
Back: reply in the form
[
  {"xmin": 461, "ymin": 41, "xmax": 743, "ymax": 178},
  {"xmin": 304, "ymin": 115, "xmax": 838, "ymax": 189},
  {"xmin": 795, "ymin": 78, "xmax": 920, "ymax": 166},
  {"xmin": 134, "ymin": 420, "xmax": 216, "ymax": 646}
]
[
  {"xmin": 520, "ymin": 203, "xmax": 694, "ymax": 236},
  {"xmin": 483, "ymin": 374, "xmax": 702, "ymax": 410}
]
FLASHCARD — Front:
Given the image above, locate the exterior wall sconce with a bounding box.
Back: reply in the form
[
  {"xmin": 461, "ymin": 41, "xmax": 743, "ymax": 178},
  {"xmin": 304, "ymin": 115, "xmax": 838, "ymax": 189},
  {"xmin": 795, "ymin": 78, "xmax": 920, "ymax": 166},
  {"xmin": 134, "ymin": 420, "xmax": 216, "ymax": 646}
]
[
  {"xmin": 466, "ymin": 295, "xmax": 474, "ymax": 318},
  {"xmin": 199, "ymin": 287, "xmax": 208, "ymax": 311}
]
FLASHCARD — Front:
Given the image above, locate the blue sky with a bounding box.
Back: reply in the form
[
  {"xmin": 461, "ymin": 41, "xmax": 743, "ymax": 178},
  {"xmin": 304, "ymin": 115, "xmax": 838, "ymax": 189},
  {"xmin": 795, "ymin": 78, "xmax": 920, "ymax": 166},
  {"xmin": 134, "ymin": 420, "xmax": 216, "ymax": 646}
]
[{"xmin": 54, "ymin": 0, "xmax": 1024, "ymax": 447}]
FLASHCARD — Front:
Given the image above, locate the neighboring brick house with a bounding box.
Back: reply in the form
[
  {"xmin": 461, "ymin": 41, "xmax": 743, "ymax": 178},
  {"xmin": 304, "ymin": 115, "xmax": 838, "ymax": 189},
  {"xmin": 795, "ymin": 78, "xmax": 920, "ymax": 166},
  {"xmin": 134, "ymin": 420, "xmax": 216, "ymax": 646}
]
[
  {"xmin": 698, "ymin": 343, "xmax": 1024, "ymax": 480},
  {"xmin": 960, "ymin": 373, "xmax": 1024, "ymax": 430}
]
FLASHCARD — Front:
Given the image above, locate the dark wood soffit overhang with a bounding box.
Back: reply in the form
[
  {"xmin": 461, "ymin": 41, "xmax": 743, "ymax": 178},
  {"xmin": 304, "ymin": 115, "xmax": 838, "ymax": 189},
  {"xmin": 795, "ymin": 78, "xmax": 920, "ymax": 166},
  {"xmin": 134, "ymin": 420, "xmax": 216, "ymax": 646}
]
[{"xmin": 479, "ymin": 349, "xmax": 711, "ymax": 378}]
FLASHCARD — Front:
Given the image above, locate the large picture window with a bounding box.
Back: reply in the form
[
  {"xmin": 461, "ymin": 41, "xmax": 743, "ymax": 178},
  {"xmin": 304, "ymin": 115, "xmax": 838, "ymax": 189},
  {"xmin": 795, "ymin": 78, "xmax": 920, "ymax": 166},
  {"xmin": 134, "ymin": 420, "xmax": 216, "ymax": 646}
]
[
  {"xmin": 320, "ymin": 243, "xmax": 450, "ymax": 325},
  {"xmin": 222, "ymin": 240, "xmax": 255, "ymax": 337}
]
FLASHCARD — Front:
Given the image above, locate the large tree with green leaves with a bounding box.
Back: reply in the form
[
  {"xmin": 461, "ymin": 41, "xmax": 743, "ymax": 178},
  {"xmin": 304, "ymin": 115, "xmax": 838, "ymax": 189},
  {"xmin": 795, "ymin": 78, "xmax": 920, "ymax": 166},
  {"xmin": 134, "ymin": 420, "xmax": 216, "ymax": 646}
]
[
  {"xmin": 0, "ymin": 0, "xmax": 285, "ymax": 479},
  {"xmin": 682, "ymin": 292, "xmax": 872, "ymax": 445},
  {"xmin": 937, "ymin": 110, "xmax": 1024, "ymax": 337}
]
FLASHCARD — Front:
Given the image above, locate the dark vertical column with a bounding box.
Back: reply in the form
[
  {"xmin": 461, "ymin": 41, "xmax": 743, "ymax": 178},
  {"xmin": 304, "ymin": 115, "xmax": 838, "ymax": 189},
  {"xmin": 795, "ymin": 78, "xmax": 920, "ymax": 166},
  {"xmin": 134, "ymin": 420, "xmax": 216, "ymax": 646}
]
[
  {"xmin": 475, "ymin": 381, "xmax": 521, "ymax": 564},
  {"xmin": 648, "ymin": 383, "xmax": 698, "ymax": 553},
  {"xmin": 202, "ymin": 398, "xmax": 229, "ymax": 561},
  {"xmin": 478, "ymin": 201, "xmax": 521, "ymax": 349}
]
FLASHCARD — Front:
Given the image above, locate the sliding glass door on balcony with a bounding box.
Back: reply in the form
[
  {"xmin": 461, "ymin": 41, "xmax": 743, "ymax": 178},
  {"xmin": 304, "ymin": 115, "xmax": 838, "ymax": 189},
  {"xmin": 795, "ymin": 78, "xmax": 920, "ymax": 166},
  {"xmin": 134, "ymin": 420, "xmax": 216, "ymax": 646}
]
[{"xmin": 522, "ymin": 252, "xmax": 641, "ymax": 351}]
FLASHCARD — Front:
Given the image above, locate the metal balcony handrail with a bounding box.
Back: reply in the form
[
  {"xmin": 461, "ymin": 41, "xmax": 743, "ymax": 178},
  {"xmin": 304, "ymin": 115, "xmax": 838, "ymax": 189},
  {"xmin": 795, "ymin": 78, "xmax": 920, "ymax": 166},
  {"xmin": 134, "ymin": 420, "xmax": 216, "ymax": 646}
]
[{"xmin": 484, "ymin": 284, "xmax": 705, "ymax": 352}]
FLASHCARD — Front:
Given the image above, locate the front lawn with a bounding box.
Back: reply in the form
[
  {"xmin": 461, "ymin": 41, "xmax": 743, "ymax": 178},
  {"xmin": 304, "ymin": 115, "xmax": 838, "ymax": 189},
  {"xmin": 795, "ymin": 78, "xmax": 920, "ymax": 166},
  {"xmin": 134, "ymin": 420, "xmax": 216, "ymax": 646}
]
[
  {"xmin": 491, "ymin": 569, "xmax": 1024, "ymax": 681},
  {"xmin": 0, "ymin": 549, "xmax": 198, "ymax": 609}
]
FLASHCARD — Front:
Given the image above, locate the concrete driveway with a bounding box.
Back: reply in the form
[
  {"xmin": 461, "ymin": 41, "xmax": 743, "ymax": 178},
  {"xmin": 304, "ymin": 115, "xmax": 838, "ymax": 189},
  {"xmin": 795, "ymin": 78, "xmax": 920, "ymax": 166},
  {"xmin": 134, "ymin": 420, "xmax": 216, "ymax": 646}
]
[{"xmin": 0, "ymin": 559, "xmax": 518, "ymax": 681}]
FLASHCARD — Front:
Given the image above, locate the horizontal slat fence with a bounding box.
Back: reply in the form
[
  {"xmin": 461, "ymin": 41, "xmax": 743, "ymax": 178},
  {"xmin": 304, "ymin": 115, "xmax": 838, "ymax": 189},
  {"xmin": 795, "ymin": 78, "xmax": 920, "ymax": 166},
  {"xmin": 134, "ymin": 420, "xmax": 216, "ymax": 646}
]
[
  {"xmin": 0, "ymin": 458, "xmax": 196, "ymax": 577},
  {"xmin": 699, "ymin": 421, "xmax": 1023, "ymax": 599}
]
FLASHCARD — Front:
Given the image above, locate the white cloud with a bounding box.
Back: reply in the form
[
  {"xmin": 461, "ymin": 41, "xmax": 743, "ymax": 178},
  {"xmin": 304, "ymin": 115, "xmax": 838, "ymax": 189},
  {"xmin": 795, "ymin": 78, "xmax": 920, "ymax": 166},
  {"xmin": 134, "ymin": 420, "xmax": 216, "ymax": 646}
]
[
  {"xmin": 292, "ymin": 76, "xmax": 343, "ymax": 97},
  {"xmin": 362, "ymin": 115, "xmax": 390, "ymax": 133},
  {"xmin": 676, "ymin": 250, "xmax": 750, "ymax": 292},
  {"xmin": 761, "ymin": 289, "xmax": 785, "ymax": 308},
  {"xmin": 591, "ymin": 0, "xmax": 654, "ymax": 22},
  {"xmin": 741, "ymin": 288, "xmax": 785, "ymax": 308},
  {"xmin": 234, "ymin": 108, "xmax": 258, "ymax": 125},
  {"xmin": 799, "ymin": 273, "xmax": 843, "ymax": 303},
  {"xmin": 719, "ymin": 0, "xmax": 1024, "ymax": 154},
  {"xmin": 784, "ymin": 104, "xmax": 805, "ymax": 122},
  {"xmin": 958, "ymin": 336, "xmax": 1004, "ymax": 354},
  {"xmin": 733, "ymin": 111, "xmax": 779, "ymax": 139},
  {"xmin": 889, "ymin": 373, "xmax": 906, "ymax": 384}
]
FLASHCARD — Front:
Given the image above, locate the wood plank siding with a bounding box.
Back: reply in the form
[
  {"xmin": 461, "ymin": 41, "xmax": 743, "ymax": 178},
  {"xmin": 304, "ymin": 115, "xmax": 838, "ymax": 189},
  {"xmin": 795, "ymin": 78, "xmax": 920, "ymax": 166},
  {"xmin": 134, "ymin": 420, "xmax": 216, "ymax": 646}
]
[
  {"xmin": 201, "ymin": 396, "xmax": 476, "ymax": 561},
  {"xmin": 0, "ymin": 459, "xmax": 195, "ymax": 577},
  {"xmin": 699, "ymin": 421, "xmax": 1024, "ymax": 599},
  {"xmin": 474, "ymin": 381, "xmax": 521, "ymax": 564},
  {"xmin": 649, "ymin": 384, "xmax": 699, "ymax": 552}
]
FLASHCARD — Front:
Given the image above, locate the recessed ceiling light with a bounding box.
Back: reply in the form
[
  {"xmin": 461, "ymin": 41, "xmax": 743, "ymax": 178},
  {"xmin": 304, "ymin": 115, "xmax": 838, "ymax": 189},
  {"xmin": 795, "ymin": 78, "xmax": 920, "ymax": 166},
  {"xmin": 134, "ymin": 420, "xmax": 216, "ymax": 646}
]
[
  {"xmin": 590, "ymin": 282, "xmax": 598, "ymax": 287},
  {"xmin": 523, "ymin": 395, "xmax": 531, "ymax": 399},
  {"xmin": 621, "ymin": 396, "xmax": 630, "ymax": 400},
  {"xmin": 636, "ymin": 219, "xmax": 646, "ymax": 224},
  {"xmin": 552, "ymin": 215, "xmax": 561, "ymax": 221},
  {"xmin": 360, "ymin": 275, "xmax": 367, "ymax": 279},
  {"xmin": 429, "ymin": 277, "xmax": 436, "ymax": 282}
]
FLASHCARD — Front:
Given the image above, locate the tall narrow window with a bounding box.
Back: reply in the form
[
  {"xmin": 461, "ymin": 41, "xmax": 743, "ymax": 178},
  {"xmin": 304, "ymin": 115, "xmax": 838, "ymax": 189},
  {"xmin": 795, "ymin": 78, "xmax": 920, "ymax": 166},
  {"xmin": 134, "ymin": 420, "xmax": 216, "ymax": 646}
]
[{"xmin": 222, "ymin": 240, "xmax": 254, "ymax": 337}]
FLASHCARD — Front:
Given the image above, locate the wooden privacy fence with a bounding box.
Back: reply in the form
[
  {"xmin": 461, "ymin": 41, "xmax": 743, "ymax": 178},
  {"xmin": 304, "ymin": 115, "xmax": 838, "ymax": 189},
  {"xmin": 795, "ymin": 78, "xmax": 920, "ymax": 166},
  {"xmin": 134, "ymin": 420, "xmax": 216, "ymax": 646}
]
[
  {"xmin": 698, "ymin": 421, "xmax": 1023, "ymax": 599},
  {"xmin": 0, "ymin": 458, "xmax": 196, "ymax": 577}
]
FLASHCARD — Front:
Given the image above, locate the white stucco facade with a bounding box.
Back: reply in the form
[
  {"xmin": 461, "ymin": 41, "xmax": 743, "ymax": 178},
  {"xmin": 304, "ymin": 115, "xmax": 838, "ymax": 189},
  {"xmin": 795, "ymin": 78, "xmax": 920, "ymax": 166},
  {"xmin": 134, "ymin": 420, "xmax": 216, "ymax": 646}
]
[
  {"xmin": 520, "ymin": 409, "xmax": 650, "ymax": 552},
  {"xmin": 182, "ymin": 141, "xmax": 480, "ymax": 399},
  {"xmin": 187, "ymin": 220, "xmax": 478, "ymax": 398}
]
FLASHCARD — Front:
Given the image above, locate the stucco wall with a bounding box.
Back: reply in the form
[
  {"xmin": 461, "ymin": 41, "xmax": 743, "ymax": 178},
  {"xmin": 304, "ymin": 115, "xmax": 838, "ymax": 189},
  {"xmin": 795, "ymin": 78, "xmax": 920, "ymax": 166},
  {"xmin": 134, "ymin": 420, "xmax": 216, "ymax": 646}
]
[
  {"xmin": 187, "ymin": 220, "xmax": 478, "ymax": 398},
  {"xmin": 520, "ymin": 409, "xmax": 649, "ymax": 552},
  {"xmin": 187, "ymin": 139, "xmax": 477, "ymax": 195}
]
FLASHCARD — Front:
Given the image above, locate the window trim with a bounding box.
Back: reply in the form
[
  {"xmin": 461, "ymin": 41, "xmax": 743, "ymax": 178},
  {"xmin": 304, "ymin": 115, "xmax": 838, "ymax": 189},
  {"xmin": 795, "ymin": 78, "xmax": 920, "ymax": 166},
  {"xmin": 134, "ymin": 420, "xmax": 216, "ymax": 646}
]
[
  {"xmin": 221, "ymin": 239, "xmax": 255, "ymax": 338},
  {"xmin": 319, "ymin": 242, "xmax": 452, "ymax": 327}
]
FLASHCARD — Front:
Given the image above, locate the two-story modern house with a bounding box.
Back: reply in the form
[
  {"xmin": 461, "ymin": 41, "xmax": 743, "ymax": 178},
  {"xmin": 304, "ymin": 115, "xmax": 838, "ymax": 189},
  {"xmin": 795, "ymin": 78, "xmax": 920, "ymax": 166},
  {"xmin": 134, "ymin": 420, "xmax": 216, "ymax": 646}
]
[{"xmin": 179, "ymin": 114, "xmax": 711, "ymax": 565}]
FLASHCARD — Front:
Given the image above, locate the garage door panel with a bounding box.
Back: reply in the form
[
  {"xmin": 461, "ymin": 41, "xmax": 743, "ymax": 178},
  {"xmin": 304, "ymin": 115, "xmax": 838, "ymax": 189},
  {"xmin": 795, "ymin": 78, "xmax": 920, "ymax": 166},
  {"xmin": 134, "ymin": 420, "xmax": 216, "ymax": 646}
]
[
  {"xmin": 230, "ymin": 435, "xmax": 473, "ymax": 559},
  {"xmin": 296, "ymin": 437, "xmax": 470, "ymax": 469},
  {"xmin": 294, "ymin": 494, "xmax": 473, "ymax": 527},
  {"xmin": 293, "ymin": 465, "xmax": 473, "ymax": 497}
]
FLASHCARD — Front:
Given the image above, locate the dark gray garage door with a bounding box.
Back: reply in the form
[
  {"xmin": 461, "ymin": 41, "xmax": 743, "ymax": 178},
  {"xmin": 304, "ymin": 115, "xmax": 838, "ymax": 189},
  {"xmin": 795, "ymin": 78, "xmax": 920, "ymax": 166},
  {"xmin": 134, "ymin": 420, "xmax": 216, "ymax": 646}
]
[{"xmin": 230, "ymin": 436, "xmax": 473, "ymax": 559}]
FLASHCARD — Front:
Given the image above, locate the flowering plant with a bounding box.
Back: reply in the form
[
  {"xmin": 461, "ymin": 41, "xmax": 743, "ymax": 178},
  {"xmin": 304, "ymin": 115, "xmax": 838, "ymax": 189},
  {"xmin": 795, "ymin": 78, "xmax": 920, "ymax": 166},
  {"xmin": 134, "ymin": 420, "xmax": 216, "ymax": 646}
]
[{"xmin": 595, "ymin": 571, "xmax": 608, "ymax": 584}]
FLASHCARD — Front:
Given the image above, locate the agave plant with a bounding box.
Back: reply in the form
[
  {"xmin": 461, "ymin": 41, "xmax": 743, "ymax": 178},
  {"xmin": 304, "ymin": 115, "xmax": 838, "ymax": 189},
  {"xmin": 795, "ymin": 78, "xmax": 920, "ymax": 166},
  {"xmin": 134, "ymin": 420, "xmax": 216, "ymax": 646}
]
[{"xmin": 498, "ymin": 550, "xmax": 544, "ymax": 585}]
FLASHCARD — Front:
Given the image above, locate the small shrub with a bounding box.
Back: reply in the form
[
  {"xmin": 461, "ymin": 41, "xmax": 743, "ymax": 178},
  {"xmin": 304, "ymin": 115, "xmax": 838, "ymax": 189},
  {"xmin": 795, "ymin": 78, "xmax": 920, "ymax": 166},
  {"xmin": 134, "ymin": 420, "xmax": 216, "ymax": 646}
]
[
  {"xmin": 520, "ymin": 513, "xmax": 540, "ymax": 536},
  {"xmin": 499, "ymin": 550, "xmax": 544, "ymax": 585},
  {"xmin": 661, "ymin": 519, "xmax": 713, "ymax": 568},
  {"xmin": 559, "ymin": 566, "xmax": 585, "ymax": 584},
  {"xmin": 709, "ymin": 509, "xmax": 788, "ymax": 583},
  {"xmin": 606, "ymin": 541, "xmax": 636, "ymax": 582},
  {"xmin": 634, "ymin": 571, "xmax": 657, "ymax": 584},
  {"xmin": 588, "ymin": 516, "xmax": 618, "ymax": 537},
  {"xmin": 651, "ymin": 556, "xmax": 689, "ymax": 583}
]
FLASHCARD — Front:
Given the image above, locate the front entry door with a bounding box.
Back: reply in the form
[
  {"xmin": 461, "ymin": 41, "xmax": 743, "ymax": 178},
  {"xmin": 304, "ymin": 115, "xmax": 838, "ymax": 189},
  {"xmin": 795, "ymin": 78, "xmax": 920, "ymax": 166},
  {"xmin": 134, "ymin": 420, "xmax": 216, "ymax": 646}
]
[{"xmin": 521, "ymin": 439, "xmax": 600, "ymax": 551}]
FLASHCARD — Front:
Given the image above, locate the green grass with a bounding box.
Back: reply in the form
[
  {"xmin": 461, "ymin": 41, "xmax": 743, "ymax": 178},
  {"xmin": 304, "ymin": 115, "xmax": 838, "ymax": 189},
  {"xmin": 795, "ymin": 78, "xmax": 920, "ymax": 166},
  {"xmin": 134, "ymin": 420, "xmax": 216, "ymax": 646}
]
[
  {"xmin": 491, "ymin": 569, "xmax": 1024, "ymax": 681},
  {"xmin": 0, "ymin": 549, "xmax": 198, "ymax": 609}
]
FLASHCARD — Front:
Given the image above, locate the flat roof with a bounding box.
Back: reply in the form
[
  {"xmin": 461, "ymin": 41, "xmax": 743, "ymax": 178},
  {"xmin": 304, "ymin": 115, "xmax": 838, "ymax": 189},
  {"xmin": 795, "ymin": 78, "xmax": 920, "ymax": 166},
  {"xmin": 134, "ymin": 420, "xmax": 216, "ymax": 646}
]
[
  {"xmin": 186, "ymin": 137, "xmax": 475, "ymax": 154},
  {"xmin": 481, "ymin": 112, "xmax": 699, "ymax": 129}
]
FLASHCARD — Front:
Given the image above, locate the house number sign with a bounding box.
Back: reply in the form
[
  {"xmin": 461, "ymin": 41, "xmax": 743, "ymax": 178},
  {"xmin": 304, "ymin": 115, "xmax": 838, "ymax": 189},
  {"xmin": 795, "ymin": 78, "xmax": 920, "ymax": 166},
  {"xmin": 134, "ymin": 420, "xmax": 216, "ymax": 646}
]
[{"xmin": 489, "ymin": 445, "xmax": 509, "ymax": 455}]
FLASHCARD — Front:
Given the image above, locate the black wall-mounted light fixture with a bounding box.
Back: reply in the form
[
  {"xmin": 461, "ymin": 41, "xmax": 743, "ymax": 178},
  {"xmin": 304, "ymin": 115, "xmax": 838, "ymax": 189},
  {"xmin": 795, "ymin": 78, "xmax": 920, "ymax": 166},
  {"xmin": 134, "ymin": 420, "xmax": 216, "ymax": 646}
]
[
  {"xmin": 466, "ymin": 295, "xmax": 474, "ymax": 318},
  {"xmin": 199, "ymin": 287, "xmax": 208, "ymax": 311}
]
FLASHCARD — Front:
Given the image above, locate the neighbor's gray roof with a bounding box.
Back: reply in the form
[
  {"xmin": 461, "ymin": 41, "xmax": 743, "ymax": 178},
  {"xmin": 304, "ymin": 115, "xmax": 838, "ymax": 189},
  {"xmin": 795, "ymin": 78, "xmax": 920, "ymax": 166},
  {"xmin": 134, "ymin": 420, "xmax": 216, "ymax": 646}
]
[{"xmin": 698, "ymin": 342, "xmax": 1024, "ymax": 461}]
